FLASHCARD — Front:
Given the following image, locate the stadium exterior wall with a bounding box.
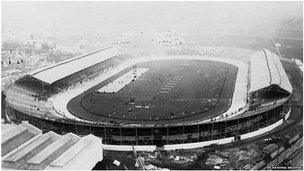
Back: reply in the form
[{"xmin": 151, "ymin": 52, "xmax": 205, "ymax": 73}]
[
  {"xmin": 94, "ymin": 107, "xmax": 289, "ymax": 151},
  {"xmin": 240, "ymin": 107, "xmax": 290, "ymax": 140},
  {"xmin": 6, "ymin": 100, "xmax": 290, "ymax": 149}
]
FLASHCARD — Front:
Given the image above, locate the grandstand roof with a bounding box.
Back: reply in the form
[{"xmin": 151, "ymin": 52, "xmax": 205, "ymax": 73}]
[
  {"xmin": 29, "ymin": 45, "xmax": 118, "ymax": 84},
  {"xmin": 1, "ymin": 121, "xmax": 102, "ymax": 170},
  {"xmin": 249, "ymin": 49, "xmax": 292, "ymax": 93}
]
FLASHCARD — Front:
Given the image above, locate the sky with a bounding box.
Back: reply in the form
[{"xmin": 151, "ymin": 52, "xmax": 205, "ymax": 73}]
[{"xmin": 1, "ymin": 1, "xmax": 303, "ymax": 37}]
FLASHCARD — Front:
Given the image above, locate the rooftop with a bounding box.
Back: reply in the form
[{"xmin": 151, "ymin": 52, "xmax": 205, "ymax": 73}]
[
  {"xmin": 249, "ymin": 49, "xmax": 292, "ymax": 93},
  {"xmin": 1, "ymin": 121, "xmax": 102, "ymax": 170},
  {"xmin": 28, "ymin": 45, "xmax": 118, "ymax": 85}
]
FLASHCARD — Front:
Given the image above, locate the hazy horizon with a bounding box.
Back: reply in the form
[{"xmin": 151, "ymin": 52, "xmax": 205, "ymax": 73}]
[{"xmin": 2, "ymin": 1, "xmax": 303, "ymax": 38}]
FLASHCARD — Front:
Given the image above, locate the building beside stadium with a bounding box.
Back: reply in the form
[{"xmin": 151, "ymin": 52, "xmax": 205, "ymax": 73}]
[
  {"xmin": 4, "ymin": 45, "xmax": 292, "ymax": 151},
  {"xmin": 1, "ymin": 121, "xmax": 102, "ymax": 170}
]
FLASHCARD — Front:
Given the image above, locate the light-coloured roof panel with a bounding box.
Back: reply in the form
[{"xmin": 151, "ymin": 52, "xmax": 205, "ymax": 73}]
[
  {"xmin": 1, "ymin": 126, "xmax": 28, "ymax": 145},
  {"xmin": 249, "ymin": 51, "xmax": 271, "ymax": 92},
  {"xmin": 4, "ymin": 133, "xmax": 51, "ymax": 162},
  {"xmin": 31, "ymin": 46, "xmax": 118, "ymax": 84},
  {"xmin": 1, "ymin": 122, "xmax": 102, "ymax": 170},
  {"xmin": 27, "ymin": 133, "xmax": 74, "ymax": 165},
  {"xmin": 48, "ymin": 134, "xmax": 102, "ymax": 170},
  {"xmin": 249, "ymin": 49, "xmax": 292, "ymax": 93}
]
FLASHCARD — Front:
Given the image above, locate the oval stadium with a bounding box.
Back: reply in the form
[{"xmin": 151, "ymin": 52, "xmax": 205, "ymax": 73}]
[{"xmin": 4, "ymin": 45, "xmax": 293, "ymax": 151}]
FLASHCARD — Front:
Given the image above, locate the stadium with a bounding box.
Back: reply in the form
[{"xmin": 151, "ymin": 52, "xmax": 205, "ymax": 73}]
[{"xmin": 4, "ymin": 45, "xmax": 292, "ymax": 150}]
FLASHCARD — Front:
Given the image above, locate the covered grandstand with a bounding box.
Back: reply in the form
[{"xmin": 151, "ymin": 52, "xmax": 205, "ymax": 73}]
[
  {"xmin": 5, "ymin": 45, "xmax": 123, "ymax": 119},
  {"xmin": 248, "ymin": 49, "xmax": 292, "ymax": 111},
  {"xmin": 250, "ymin": 49, "xmax": 292, "ymax": 94},
  {"xmin": 28, "ymin": 45, "xmax": 118, "ymax": 85}
]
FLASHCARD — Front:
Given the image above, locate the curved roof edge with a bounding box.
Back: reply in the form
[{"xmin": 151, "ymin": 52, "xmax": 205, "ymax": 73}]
[{"xmin": 249, "ymin": 49, "xmax": 292, "ymax": 94}]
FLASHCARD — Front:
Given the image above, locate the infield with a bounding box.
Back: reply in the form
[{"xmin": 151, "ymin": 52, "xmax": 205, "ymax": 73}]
[{"xmin": 67, "ymin": 59, "xmax": 238, "ymax": 125}]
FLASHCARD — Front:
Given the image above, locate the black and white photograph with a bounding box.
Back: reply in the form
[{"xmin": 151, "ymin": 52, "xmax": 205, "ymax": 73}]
[{"xmin": 1, "ymin": 1, "xmax": 303, "ymax": 170}]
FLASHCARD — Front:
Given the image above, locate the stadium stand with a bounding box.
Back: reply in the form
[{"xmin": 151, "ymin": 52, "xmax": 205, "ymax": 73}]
[
  {"xmin": 28, "ymin": 45, "xmax": 118, "ymax": 84},
  {"xmin": 1, "ymin": 121, "xmax": 102, "ymax": 170},
  {"xmin": 5, "ymin": 46, "xmax": 126, "ymax": 120},
  {"xmin": 249, "ymin": 49, "xmax": 292, "ymax": 110},
  {"xmin": 250, "ymin": 49, "xmax": 292, "ymax": 94},
  {"xmin": 5, "ymin": 83, "xmax": 54, "ymax": 119}
]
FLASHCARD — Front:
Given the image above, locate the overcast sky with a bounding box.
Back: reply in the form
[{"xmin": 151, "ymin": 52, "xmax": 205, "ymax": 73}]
[{"xmin": 2, "ymin": 1, "xmax": 303, "ymax": 36}]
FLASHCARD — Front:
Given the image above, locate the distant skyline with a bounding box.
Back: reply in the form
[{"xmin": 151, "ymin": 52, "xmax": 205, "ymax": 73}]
[{"xmin": 2, "ymin": 1, "xmax": 303, "ymax": 39}]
